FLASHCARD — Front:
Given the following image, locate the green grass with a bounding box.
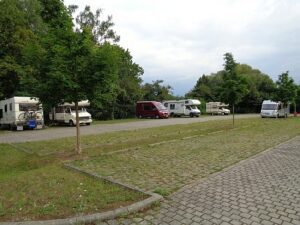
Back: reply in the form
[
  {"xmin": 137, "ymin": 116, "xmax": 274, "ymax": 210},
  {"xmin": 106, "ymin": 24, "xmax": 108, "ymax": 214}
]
[
  {"xmin": 0, "ymin": 145, "xmax": 145, "ymax": 222},
  {"xmin": 1, "ymin": 117, "xmax": 300, "ymax": 222},
  {"xmin": 73, "ymin": 117, "xmax": 300, "ymax": 193}
]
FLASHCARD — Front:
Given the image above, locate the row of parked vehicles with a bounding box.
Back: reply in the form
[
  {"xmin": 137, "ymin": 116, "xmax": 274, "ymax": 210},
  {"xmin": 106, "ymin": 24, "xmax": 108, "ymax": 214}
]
[
  {"xmin": 0, "ymin": 97, "xmax": 92, "ymax": 130},
  {"xmin": 0, "ymin": 96, "xmax": 291, "ymax": 130},
  {"xmin": 136, "ymin": 100, "xmax": 231, "ymax": 119}
]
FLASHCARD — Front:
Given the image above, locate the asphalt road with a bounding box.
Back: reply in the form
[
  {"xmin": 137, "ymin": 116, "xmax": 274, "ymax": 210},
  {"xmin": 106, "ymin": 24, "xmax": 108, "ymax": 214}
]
[{"xmin": 0, "ymin": 114, "xmax": 258, "ymax": 143}]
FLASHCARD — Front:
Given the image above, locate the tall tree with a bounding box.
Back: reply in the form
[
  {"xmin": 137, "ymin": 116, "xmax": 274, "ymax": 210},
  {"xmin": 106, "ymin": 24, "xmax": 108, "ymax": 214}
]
[
  {"xmin": 0, "ymin": 0, "xmax": 44, "ymax": 99},
  {"xmin": 114, "ymin": 47, "xmax": 144, "ymax": 119},
  {"xmin": 75, "ymin": 5, "xmax": 120, "ymax": 44},
  {"xmin": 219, "ymin": 53, "xmax": 248, "ymax": 126},
  {"xmin": 142, "ymin": 80, "xmax": 174, "ymax": 101},
  {"xmin": 275, "ymin": 71, "xmax": 297, "ymax": 115},
  {"xmin": 236, "ymin": 64, "xmax": 276, "ymax": 112}
]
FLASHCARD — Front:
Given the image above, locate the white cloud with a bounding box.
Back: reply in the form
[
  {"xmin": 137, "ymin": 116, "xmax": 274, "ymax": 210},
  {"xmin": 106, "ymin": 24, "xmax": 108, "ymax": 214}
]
[{"xmin": 64, "ymin": 0, "xmax": 300, "ymax": 95}]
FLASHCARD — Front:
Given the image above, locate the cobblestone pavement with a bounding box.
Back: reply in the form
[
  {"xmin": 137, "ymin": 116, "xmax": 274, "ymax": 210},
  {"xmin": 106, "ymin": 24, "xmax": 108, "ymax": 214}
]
[{"xmin": 100, "ymin": 136, "xmax": 300, "ymax": 225}]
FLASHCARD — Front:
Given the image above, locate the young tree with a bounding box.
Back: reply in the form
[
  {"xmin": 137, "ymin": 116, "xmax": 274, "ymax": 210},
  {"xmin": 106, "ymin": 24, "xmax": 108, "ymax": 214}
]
[
  {"xmin": 219, "ymin": 53, "xmax": 248, "ymax": 126},
  {"xmin": 29, "ymin": 0, "xmax": 119, "ymax": 154},
  {"xmin": 275, "ymin": 71, "xmax": 297, "ymax": 115}
]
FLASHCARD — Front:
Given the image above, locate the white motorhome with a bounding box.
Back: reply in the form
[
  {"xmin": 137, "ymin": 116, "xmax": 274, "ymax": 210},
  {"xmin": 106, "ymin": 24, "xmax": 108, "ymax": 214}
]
[
  {"xmin": 163, "ymin": 99, "xmax": 201, "ymax": 117},
  {"xmin": 49, "ymin": 100, "xmax": 92, "ymax": 126},
  {"xmin": 261, "ymin": 100, "xmax": 289, "ymax": 118},
  {"xmin": 0, "ymin": 97, "xmax": 44, "ymax": 130},
  {"xmin": 206, "ymin": 102, "xmax": 230, "ymax": 115}
]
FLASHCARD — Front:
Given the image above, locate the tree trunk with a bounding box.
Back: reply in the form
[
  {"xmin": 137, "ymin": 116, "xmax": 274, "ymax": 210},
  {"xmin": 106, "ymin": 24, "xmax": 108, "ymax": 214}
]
[
  {"xmin": 75, "ymin": 101, "xmax": 81, "ymax": 154},
  {"xmin": 294, "ymin": 101, "xmax": 297, "ymax": 117},
  {"xmin": 232, "ymin": 105, "xmax": 235, "ymax": 127}
]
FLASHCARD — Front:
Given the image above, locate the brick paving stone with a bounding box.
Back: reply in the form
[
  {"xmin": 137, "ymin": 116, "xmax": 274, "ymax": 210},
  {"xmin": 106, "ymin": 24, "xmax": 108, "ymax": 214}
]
[
  {"xmin": 109, "ymin": 136, "xmax": 300, "ymax": 224},
  {"xmin": 271, "ymin": 217, "xmax": 283, "ymax": 224},
  {"xmin": 292, "ymin": 220, "xmax": 300, "ymax": 225}
]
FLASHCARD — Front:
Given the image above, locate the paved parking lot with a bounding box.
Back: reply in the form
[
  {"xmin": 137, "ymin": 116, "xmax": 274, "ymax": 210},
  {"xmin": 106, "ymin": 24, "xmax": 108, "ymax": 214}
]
[
  {"xmin": 0, "ymin": 114, "xmax": 256, "ymax": 143},
  {"xmin": 101, "ymin": 136, "xmax": 300, "ymax": 225}
]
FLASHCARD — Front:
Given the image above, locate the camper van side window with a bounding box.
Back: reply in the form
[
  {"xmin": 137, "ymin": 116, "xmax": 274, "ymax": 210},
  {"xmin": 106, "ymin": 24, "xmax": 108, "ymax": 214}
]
[
  {"xmin": 0, "ymin": 109, "xmax": 3, "ymax": 118},
  {"xmin": 164, "ymin": 103, "xmax": 168, "ymax": 107},
  {"xmin": 185, "ymin": 101, "xmax": 189, "ymax": 104},
  {"xmin": 170, "ymin": 104, "xmax": 175, "ymax": 110},
  {"xmin": 4, "ymin": 104, "xmax": 7, "ymax": 112},
  {"xmin": 9, "ymin": 103, "xmax": 12, "ymax": 111},
  {"xmin": 55, "ymin": 107, "xmax": 64, "ymax": 113},
  {"xmin": 143, "ymin": 105, "xmax": 151, "ymax": 111}
]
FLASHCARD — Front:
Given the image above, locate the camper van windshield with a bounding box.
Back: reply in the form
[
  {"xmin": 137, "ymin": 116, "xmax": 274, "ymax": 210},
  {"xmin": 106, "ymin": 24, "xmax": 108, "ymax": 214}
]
[
  {"xmin": 156, "ymin": 103, "xmax": 167, "ymax": 110},
  {"xmin": 70, "ymin": 107, "xmax": 87, "ymax": 112},
  {"xmin": 19, "ymin": 103, "xmax": 39, "ymax": 111},
  {"xmin": 262, "ymin": 104, "xmax": 277, "ymax": 110}
]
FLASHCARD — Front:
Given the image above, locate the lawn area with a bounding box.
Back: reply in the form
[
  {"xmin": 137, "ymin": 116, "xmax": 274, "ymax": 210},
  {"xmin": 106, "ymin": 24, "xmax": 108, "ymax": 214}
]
[
  {"xmin": 0, "ymin": 145, "xmax": 146, "ymax": 222},
  {"xmin": 1, "ymin": 117, "xmax": 299, "ymax": 222}
]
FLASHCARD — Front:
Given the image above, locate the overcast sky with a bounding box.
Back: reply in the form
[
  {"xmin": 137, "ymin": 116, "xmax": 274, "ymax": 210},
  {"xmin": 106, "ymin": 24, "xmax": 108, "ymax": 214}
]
[{"xmin": 64, "ymin": 0, "xmax": 300, "ymax": 96}]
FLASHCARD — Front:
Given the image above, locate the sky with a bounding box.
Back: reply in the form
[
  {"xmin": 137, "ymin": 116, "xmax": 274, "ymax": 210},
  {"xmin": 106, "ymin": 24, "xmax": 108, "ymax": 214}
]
[{"xmin": 64, "ymin": 0, "xmax": 300, "ymax": 96}]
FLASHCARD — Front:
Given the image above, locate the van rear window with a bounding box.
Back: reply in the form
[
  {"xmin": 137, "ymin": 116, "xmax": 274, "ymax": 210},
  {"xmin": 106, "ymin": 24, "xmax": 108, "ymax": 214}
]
[{"xmin": 19, "ymin": 103, "xmax": 39, "ymax": 111}]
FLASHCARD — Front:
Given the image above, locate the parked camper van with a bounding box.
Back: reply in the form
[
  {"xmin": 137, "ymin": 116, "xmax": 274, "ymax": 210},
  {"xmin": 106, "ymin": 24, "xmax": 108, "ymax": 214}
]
[
  {"xmin": 261, "ymin": 100, "xmax": 289, "ymax": 118},
  {"xmin": 136, "ymin": 101, "xmax": 169, "ymax": 119},
  {"xmin": 206, "ymin": 102, "xmax": 230, "ymax": 115},
  {"xmin": 0, "ymin": 97, "xmax": 44, "ymax": 130},
  {"xmin": 163, "ymin": 99, "xmax": 201, "ymax": 117},
  {"xmin": 49, "ymin": 100, "xmax": 92, "ymax": 126}
]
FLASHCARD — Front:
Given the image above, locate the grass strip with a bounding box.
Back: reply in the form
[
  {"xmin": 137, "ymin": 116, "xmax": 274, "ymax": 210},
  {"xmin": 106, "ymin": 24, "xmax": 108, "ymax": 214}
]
[{"xmin": 0, "ymin": 145, "xmax": 145, "ymax": 222}]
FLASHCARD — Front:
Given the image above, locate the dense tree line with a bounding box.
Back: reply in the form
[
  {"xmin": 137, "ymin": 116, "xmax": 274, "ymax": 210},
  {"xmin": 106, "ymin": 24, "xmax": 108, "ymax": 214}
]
[
  {"xmin": 0, "ymin": 0, "xmax": 176, "ymax": 122},
  {"xmin": 187, "ymin": 54, "xmax": 299, "ymax": 113},
  {"xmin": 1, "ymin": 0, "xmax": 299, "ymax": 124}
]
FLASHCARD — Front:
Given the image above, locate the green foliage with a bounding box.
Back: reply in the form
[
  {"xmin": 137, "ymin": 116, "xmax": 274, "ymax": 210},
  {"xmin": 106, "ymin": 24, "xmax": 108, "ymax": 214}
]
[
  {"xmin": 220, "ymin": 53, "xmax": 248, "ymax": 106},
  {"xmin": 113, "ymin": 47, "xmax": 144, "ymax": 119},
  {"xmin": 153, "ymin": 187, "xmax": 170, "ymax": 197},
  {"xmin": 296, "ymin": 85, "xmax": 300, "ymax": 112},
  {"xmin": 275, "ymin": 71, "xmax": 297, "ymax": 106},
  {"xmin": 75, "ymin": 6, "xmax": 120, "ymax": 44},
  {"xmin": 0, "ymin": 0, "xmax": 145, "ymax": 122},
  {"xmin": 188, "ymin": 56, "xmax": 275, "ymax": 113},
  {"xmin": 236, "ymin": 64, "xmax": 275, "ymax": 112},
  {"xmin": 142, "ymin": 80, "xmax": 175, "ymax": 101},
  {"xmin": 0, "ymin": 0, "xmax": 44, "ymax": 98}
]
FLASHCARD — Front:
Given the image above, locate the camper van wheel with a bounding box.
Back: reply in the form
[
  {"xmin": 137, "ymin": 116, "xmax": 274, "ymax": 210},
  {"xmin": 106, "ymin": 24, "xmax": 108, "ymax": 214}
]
[
  {"xmin": 189, "ymin": 113, "xmax": 194, "ymax": 118},
  {"xmin": 69, "ymin": 120, "xmax": 74, "ymax": 126},
  {"xmin": 86, "ymin": 123, "xmax": 90, "ymax": 126}
]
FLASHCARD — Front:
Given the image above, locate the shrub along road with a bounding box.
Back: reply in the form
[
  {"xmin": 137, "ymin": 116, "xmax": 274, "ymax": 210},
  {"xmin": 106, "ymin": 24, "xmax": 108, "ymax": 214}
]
[{"xmin": 0, "ymin": 114, "xmax": 257, "ymax": 143}]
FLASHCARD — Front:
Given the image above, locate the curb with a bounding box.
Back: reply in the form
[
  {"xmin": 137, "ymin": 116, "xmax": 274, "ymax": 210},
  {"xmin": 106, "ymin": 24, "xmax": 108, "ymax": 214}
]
[{"xmin": 1, "ymin": 164, "xmax": 163, "ymax": 225}]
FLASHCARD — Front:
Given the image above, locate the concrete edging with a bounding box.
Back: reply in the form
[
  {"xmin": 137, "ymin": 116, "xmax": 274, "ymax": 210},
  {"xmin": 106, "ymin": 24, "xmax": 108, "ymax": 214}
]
[{"xmin": 1, "ymin": 164, "xmax": 163, "ymax": 225}]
